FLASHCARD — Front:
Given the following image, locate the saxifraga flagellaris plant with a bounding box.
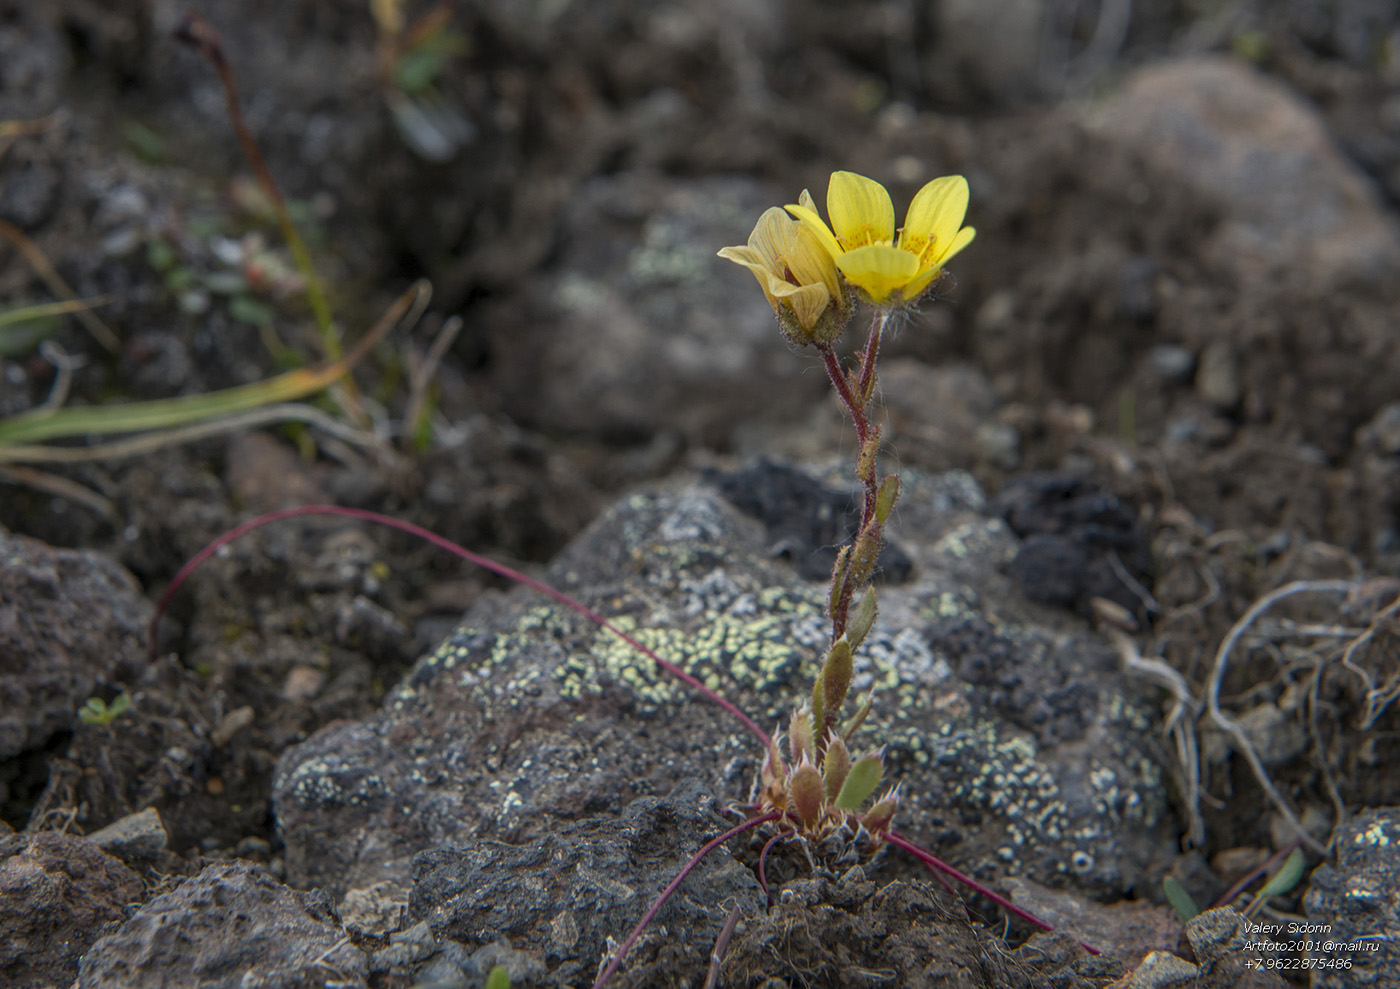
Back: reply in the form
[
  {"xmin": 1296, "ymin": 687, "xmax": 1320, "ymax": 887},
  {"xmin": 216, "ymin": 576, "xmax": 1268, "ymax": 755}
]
[{"xmin": 151, "ymin": 170, "xmax": 1092, "ymax": 987}]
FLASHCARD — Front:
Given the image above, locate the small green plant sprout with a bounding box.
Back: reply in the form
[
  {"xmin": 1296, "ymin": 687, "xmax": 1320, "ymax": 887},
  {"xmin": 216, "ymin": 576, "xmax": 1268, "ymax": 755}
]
[
  {"xmin": 1163, "ymin": 877, "xmax": 1200, "ymax": 923},
  {"xmin": 483, "ymin": 964, "xmax": 511, "ymax": 989},
  {"xmin": 370, "ymin": 0, "xmax": 474, "ymax": 162},
  {"xmin": 78, "ymin": 693, "xmax": 131, "ymax": 727}
]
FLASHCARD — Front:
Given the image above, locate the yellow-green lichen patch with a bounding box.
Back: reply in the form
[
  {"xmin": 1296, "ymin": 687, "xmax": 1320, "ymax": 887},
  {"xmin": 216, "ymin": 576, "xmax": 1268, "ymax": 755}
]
[
  {"xmin": 923, "ymin": 719, "xmax": 1072, "ymax": 865},
  {"xmin": 561, "ymin": 609, "xmax": 822, "ymax": 718}
]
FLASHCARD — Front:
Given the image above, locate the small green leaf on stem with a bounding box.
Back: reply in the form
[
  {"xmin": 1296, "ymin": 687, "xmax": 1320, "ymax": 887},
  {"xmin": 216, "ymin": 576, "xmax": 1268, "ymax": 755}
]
[
  {"xmin": 789, "ymin": 707, "xmax": 813, "ymax": 766},
  {"xmin": 821, "ymin": 638, "xmax": 853, "ymax": 726},
  {"xmin": 874, "ymin": 474, "xmax": 900, "ymax": 525},
  {"xmin": 833, "ymin": 751, "xmax": 883, "ymax": 811},
  {"xmin": 856, "ymin": 426, "xmax": 882, "ymax": 484},
  {"xmin": 484, "ymin": 965, "xmax": 512, "ymax": 989},
  {"xmin": 828, "ymin": 545, "xmax": 850, "ymax": 623},
  {"xmin": 848, "ymin": 590, "xmax": 877, "ymax": 650},
  {"xmin": 847, "ymin": 524, "xmax": 882, "ymax": 589}
]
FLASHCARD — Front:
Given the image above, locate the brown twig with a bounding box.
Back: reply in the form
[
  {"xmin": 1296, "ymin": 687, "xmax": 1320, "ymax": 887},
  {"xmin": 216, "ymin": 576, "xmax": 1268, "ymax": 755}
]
[
  {"xmin": 173, "ymin": 12, "xmax": 338, "ymax": 357},
  {"xmin": 702, "ymin": 902, "xmax": 744, "ymax": 989}
]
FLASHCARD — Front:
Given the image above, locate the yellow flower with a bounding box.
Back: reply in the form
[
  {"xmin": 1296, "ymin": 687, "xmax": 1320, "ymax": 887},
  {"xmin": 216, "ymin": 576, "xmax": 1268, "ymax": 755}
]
[
  {"xmin": 718, "ymin": 192, "xmax": 852, "ymax": 345},
  {"xmin": 786, "ymin": 171, "xmax": 976, "ymax": 307}
]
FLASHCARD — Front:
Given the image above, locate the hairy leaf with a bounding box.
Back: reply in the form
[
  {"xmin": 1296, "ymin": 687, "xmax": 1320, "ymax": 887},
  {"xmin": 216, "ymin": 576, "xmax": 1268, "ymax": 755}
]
[
  {"xmin": 823, "ymin": 735, "xmax": 851, "ymax": 802},
  {"xmin": 833, "ymin": 751, "xmax": 883, "ymax": 811},
  {"xmin": 791, "ymin": 762, "xmax": 824, "ymax": 828},
  {"xmin": 848, "ymin": 590, "xmax": 877, "ymax": 650}
]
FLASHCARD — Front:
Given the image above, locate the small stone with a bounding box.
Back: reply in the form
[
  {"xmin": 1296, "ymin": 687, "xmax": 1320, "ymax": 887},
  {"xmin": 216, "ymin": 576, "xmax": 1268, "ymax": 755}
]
[
  {"xmin": 211, "ymin": 706, "xmax": 255, "ymax": 748},
  {"xmin": 236, "ymin": 836, "xmax": 271, "ymax": 859},
  {"xmin": 86, "ymin": 807, "xmax": 167, "ymax": 861},
  {"xmin": 1118, "ymin": 950, "xmax": 1198, "ymax": 988},
  {"xmin": 282, "ymin": 666, "xmax": 327, "ymax": 703},
  {"xmin": 1146, "ymin": 344, "xmax": 1196, "ymax": 384},
  {"xmin": 340, "ymin": 880, "xmax": 409, "ymax": 938},
  {"xmin": 1196, "ymin": 340, "xmax": 1241, "ymax": 410}
]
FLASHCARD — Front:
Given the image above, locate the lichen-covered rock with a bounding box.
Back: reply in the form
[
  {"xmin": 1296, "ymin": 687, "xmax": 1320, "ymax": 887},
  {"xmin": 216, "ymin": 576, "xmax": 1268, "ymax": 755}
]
[
  {"xmin": 275, "ymin": 465, "xmax": 1175, "ymax": 920},
  {"xmin": 0, "ymin": 832, "xmax": 143, "ymax": 989},
  {"xmin": 78, "ymin": 860, "xmax": 369, "ymax": 989},
  {"xmin": 1304, "ymin": 808, "xmax": 1400, "ymax": 987},
  {"xmin": 0, "ymin": 528, "xmax": 152, "ymax": 824}
]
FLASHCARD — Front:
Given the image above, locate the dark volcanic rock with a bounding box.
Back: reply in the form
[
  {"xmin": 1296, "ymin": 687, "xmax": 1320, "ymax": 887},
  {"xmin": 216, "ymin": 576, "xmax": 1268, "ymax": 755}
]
[
  {"xmin": 990, "ymin": 472, "xmax": 1154, "ymax": 621},
  {"xmin": 1304, "ymin": 809, "xmax": 1400, "ymax": 987},
  {"xmin": 0, "ymin": 832, "xmax": 143, "ymax": 989},
  {"xmin": 79, "ymin": 860, "xmax": 369, "ymax": 989},
  {"xmin": 707, "ymin": 457, "xmax": 913, "ymax": 582},
  {"xmin": 412, "ymin": 780, "xmax": 763, "ymax": 987},
  {"xmin": 0, "ymin": 528, "xmax": 153, "ymax": 825},
  {"xmin": 275, "ymin": 468, "xmax": 1175, "ymax": 935}
]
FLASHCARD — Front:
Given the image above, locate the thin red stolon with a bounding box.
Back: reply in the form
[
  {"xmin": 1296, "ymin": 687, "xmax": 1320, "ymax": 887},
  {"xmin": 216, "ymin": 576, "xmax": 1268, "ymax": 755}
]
[
  {"xmin": 591, "ymin": 811, "xmax": 781, "ymax": 989},
  {"xmin": 148, "ymin": 503, "xmax": 768, "ymax": 744},
  {"xmin": 756, "ymin": 827, "xmax": 794, "ymax": 905}
]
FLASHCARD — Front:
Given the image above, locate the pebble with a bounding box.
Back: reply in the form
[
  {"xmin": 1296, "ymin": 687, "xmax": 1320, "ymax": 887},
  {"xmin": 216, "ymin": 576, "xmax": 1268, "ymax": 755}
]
[
  {"xmin": 1196, "ymin": 340, "xmax": 1241, "ymax": 410},
  {"xmin": 1146, "ymin": 343, "xmax": 1196, "ymax": 384}
]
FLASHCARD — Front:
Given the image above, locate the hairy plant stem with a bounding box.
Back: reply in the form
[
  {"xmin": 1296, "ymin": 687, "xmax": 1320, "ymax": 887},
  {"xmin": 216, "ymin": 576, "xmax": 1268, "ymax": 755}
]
[{"xmin": 817, "ymin": 310, "xmax": 887, "ymax": 642}]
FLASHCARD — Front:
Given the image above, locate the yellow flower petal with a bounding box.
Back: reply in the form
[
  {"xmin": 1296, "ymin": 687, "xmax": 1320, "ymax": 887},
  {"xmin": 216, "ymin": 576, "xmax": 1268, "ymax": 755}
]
[
  {"xmin": 901, "ymin": 175, "xmax": 969, "ymax": 265},
  {"xmin": 719, "ymin": 207, "xmax": 845, "ymax": 333},
  {"xmin": 772, "ymin": 281, "xmax": 832, "ymax": 331},
  {"xmin": 785, "ymin": 200, "xmax": 843, "ymax": 262},
  {"xmin": 836, "ymin": 244, "xmax": 920, "ymax": 304},
  {"xmin": 827, "ymin": 172, "xmax": 895, "ymax": 250},
  {"xmin": 937, "ymin": 225, "xmax": 976, "ymax": 267},
  {"xmin": 898, "ymin": 266, "xmax": 941, "ymax": 303}
]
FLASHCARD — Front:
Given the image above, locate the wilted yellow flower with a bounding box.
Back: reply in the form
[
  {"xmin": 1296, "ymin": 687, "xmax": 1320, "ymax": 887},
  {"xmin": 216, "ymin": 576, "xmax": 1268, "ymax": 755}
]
[
  {"xmin": 786, "ymin": 171, "xmax": 976, "ymax": 307},
  {"xmin": 718, "ymin": 192, "xmax": 852, "ymax": 346}
]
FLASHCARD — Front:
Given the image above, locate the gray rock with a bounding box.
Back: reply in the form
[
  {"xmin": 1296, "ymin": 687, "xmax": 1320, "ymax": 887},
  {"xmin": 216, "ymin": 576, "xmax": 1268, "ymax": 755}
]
[
  {"xmin": 79, "ymin": 860, "xmax": 369, "ymax": 989},
  {"xmin": 86, "ymin": 807, "xmax": 168, "ymax": 862},
  {"xmin": 0, "ymin": 832, "xmax": 143, "ymax": 989},
  {"xmin": 0, "ymin": 528, "xmax": 153, "ymax": 818},
  {"xmin": 1084, "ymin": 56, "xmax": 1400, "ymax": 291},
  {"xmin": 879, "ymin": 359, "xmax": 1001, "ymax": 471},
  {"xmin": 1182, "ymin": 908, "xmax": 1289, "ymax": 988},
  {"xmin": 1304, "ymin": 808, "xmax": 1400, "ymax": 988},
  {"xmin": 411, "ymin": 780, "xmax": 763, "ymax": 986},
  {"xmin": 480, "ymin": 172, "xmax": 828, "ymax": 446},
  {"xmin": 274, "ymin": 467, "xmax": 1174, "ymax": 928}
]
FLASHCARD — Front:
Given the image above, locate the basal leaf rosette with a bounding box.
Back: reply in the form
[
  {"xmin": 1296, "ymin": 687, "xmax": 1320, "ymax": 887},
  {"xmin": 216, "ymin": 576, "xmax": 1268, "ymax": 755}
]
[{"xmin": 786, "ymin": 171, "xmax": 976, "ymax": 308}]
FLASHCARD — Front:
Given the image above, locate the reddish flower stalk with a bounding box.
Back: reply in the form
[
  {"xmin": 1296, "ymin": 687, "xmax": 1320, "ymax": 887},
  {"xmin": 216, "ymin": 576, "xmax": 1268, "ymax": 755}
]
[
  {"xmin": 887, "ymin": 831, "xmax": 1100, "ymax": 955},
  {"xmin": 593, "ymin": 811, "xmax": 781, "ymax": 989},
  {"xmin": 148, "ymin": 504, "xmax": 769, "ymax": 743},
  {"xmin": 816, "ymin": 310, "xmax": 886, "ymax": 640}
]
